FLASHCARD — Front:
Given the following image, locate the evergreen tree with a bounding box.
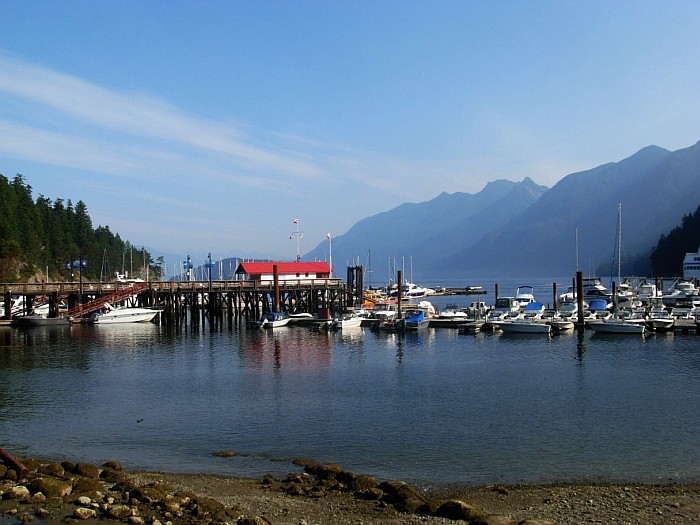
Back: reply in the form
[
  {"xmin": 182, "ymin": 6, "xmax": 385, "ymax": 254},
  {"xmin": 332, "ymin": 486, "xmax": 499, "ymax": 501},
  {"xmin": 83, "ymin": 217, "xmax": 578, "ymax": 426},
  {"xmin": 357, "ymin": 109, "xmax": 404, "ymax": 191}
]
[
  {"xmin": 650, "ymin": 204, "xmax": 700, "ymax": 276},
  {"xmin": 0, "ymin": 173, "xmax": 161, "ymax": 282}
]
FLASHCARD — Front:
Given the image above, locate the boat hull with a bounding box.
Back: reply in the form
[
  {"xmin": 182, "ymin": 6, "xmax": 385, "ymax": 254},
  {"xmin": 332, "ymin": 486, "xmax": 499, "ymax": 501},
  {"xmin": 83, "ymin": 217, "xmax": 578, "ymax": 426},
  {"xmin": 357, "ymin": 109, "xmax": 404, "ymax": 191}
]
[
  {"xmin": 589, "ymin": 321, "xmax": 645, "ymax": 334},
  {"xmin": 16, "ymin": 314, "xmax": 71, "ymax": 327},
  {"xmin": 333, "ymin": 316, "xmax": 363, "ymax": 329},
  {"xmin": 499, "ymin": 321, "xmax": 551, "ymax": 334}
]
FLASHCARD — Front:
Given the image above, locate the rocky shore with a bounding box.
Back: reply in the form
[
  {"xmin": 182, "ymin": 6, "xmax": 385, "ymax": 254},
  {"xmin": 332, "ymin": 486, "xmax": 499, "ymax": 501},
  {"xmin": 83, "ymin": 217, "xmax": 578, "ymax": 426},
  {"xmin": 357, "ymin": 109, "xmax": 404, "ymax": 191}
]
[{"xmin": 1, "ymin": 451, "xmax": 698, "ymax": 525}]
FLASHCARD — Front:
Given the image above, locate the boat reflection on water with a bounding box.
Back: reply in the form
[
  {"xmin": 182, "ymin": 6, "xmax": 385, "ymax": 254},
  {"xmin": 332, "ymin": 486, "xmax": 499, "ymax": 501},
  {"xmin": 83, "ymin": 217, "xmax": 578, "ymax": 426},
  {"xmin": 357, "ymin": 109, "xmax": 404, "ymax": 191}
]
[{"xmin": 241, "ymin": 327, "xmax": 333, "ymax": 370}]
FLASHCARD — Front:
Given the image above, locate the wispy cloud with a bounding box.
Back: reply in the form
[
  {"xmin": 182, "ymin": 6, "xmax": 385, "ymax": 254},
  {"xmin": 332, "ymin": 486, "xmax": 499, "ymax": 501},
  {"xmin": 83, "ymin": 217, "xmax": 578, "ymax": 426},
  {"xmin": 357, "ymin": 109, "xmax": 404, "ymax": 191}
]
[{"xmin": 0, "ymin": 52, "xmax": 324, "ymax": 181}]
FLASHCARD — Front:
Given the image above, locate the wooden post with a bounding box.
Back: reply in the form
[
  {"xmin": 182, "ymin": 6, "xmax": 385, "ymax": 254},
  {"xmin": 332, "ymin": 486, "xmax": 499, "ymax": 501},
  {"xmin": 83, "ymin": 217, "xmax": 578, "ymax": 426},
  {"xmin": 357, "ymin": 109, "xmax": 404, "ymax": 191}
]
[
  {"xmin": 552, "ymin": 282, "xmax": 558, "ymax": 310},
  {"xmin": 495, "ymin": 283, "xmax": 499, "ymax": 299},
  {"xmin": 273, "ymin": 265, "xmax": 280, "ymax": 312},
  {"xmin": 576, "ymin": 271, "xmax": 584, "ymax": 328},
  {"xmin": 397, "ymin": 270, "xmax": 402, "ymax": 319}
]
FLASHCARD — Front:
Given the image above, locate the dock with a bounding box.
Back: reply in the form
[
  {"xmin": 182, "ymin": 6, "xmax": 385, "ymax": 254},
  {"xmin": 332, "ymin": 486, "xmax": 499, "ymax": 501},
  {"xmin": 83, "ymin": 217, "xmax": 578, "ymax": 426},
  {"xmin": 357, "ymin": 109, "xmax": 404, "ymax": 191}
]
[{"xmin": 1, "ymin": 278, "xmax": 348, "ymax": 328}]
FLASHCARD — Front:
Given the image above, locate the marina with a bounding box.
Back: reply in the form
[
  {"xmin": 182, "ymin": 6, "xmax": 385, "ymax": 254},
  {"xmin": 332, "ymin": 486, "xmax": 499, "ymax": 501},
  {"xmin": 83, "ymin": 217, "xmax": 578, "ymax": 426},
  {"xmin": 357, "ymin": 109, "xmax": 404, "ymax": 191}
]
[
  {"xmin": 0, "ymin": 311, "xmax": 698, "ymax": 489},
  {"xmin": 2, "ymin": 270, "xmax": 699, "ymax": 334}
]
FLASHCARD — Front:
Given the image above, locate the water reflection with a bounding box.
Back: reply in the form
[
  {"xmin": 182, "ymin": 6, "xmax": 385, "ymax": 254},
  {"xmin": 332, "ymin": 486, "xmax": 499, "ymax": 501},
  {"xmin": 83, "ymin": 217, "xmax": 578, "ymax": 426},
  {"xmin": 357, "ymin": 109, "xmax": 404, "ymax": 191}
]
[
  {"xmin": 238, "ymin": 327, "xmax": 333, "ymax": 370},
  {"xmin": 0, "ymin": 321, "xmax": 698, "ymax": 486}
]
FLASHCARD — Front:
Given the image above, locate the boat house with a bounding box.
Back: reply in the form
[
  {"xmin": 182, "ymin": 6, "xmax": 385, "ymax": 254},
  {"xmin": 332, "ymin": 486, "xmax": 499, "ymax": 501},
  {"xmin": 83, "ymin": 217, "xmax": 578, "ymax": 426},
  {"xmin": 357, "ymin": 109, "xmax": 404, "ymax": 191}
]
[{"xmin": 235, "ymin": 261, "xmax": 331, "ymax": 282}]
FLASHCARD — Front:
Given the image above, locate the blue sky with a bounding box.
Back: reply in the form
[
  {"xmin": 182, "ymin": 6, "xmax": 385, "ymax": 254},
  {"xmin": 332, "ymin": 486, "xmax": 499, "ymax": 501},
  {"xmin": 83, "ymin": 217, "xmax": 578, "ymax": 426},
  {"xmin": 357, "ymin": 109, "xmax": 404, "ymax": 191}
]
[{"xmin": 1, "ymin": 1, "xmax": 699, "ymax": 269}]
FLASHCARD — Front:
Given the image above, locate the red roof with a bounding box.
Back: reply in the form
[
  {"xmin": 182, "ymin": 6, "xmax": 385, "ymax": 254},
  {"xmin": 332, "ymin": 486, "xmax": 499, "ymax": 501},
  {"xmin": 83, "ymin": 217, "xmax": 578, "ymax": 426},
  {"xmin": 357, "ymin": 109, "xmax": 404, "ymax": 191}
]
[{"xmin": 236, "ymin": 261, "xmax": 331, "ymax": 275}]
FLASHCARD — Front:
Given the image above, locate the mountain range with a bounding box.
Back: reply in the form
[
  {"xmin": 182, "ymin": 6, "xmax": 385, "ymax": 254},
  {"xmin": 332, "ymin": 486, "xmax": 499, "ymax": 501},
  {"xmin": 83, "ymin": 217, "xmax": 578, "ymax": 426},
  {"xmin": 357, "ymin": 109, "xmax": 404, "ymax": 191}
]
[{"xmin": 304, "ymin": 140, "xmax": 700, "ymax": 282}]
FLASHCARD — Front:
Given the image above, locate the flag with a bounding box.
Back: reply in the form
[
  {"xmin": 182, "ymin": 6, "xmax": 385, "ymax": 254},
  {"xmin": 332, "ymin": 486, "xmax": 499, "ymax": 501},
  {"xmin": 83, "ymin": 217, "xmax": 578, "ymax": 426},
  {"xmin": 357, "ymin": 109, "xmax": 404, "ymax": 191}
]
[
  {"xmin": 293, "ymin": 217, "xmax": 299, "ymax": 224},
  {"xmin": 326, "ymin": 232, "xmax": 331, "ymax": 240}
]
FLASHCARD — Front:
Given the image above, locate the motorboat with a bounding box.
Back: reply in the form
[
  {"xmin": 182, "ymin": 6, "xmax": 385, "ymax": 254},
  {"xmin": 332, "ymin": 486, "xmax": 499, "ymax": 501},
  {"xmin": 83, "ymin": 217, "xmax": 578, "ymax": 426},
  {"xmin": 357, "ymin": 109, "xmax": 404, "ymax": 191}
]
[
  {"xmin": 498, "ymin": 319, "xmax": 551, "ymax": 334},
  {"xmin": 550, "ymin": 318, "xmax": 574, "ymax": 332},
  {"xmin": 371, "ymin": 302, "xmax": 399, "ymax": 322},
  {"xmin": 662, "ymin": 281, "xmax": 698, "ymax": 307},
  {"xmin": 389, "ymin": 282, "xmax": 436, "ymax": 299},
  {"xmin": 438, "ymin": 303, "xmax": 469, "ymax": 319},
  {"xmin": 331, "ymin": 312, "xmax": 363, "ymax": 330},
  {"xmin": 401, "ymin": 307, "xmax": 430, "ymax": 331},
  {"xmin": 13, "ymin": 312, "xmax": 71, "ymax": 327},
  {"xmin": 589, "ymin": 318, "xmax": 645, "ymax": 334},
  {"xmin": 257, "ymin": 312, "xmax": 291, "ymax": 329},
  {"xmin": 618, "ymin": 308, "xmax": 647, "ymax": 327},
  {"xmin": 88, "ymin": 303, "xmax": 162, "ymax": 324},
  {"xmin": 288, "ymin": 312, "xmax": 314, "ymax": 323},
  {"xmin": 559, "ymin": 277, "xmax": 612, "ymax": 304},
  {"xmin": 514, "ymin": 285, "xmax": 536, "ymax": 305},
  {"xmin": 646, "ymin": 308, "xmax": 675, "ymax": 332}
]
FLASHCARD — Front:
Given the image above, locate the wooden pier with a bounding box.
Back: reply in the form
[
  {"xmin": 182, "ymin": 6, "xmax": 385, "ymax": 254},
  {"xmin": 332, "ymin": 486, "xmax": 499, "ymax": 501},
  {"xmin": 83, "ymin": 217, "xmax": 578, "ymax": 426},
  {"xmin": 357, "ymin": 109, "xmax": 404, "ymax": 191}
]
[{"xmin": 1, "ymin": 278, "xmax": 348, "ymax": 327}]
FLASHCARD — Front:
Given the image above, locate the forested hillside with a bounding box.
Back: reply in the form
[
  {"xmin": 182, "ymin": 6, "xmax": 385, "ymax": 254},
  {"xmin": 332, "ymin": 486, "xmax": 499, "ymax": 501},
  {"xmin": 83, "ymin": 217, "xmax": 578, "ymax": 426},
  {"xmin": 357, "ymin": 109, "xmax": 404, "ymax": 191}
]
[
  {"xmin": 650, "ymin": 203, "xmax": 700, "ymax": 277},
  {"xmin": 0, "ymin": 174, "xmax": 159, "ymax": 282}
]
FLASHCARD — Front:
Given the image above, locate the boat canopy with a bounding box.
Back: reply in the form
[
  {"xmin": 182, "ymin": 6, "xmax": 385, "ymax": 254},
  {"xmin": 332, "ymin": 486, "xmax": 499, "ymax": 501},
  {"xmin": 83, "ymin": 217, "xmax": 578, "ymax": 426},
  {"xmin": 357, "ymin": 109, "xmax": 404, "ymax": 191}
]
[
  {"xmin": 524, "ymin": 301, "xmax": 544, "ymax": 312},
  {"xmin": 588, "ymin": 298, "xmax": 608, "ymax": 311}
]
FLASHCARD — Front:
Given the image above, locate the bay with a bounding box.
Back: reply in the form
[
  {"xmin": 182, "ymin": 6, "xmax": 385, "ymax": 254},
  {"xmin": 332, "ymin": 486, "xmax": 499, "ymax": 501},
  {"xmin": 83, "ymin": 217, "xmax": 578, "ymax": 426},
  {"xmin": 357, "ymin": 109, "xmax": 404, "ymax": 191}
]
[{"xmin": 1, "ymin": 294, "xmax": 699, "ymax": 489}]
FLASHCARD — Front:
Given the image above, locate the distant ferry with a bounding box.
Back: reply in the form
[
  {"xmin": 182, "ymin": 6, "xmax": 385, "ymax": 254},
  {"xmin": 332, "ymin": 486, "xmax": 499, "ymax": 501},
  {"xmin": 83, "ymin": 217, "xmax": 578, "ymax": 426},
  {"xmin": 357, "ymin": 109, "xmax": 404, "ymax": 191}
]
[{"xmin": 683, "ymin": 245, "xmax": 700, "ymax": 281}]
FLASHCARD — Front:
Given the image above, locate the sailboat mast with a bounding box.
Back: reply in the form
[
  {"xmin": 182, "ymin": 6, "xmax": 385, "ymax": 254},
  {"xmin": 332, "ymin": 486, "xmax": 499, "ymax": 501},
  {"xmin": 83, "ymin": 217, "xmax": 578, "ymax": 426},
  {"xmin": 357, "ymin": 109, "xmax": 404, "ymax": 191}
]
[{"xmin": 617, "ymin": 202, "xmax": 622, "ymax": 286}]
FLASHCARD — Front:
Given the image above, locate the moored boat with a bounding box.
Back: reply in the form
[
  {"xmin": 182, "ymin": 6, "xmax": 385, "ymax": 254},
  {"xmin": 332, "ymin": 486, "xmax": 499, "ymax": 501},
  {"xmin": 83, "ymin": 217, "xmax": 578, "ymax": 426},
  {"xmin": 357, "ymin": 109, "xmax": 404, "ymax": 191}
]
[
  {"xmin": 589, "ymin": 319, "xmax": 645, "ymax": 334},
  {"xmin": 331, "ymin": 312, "xmax": 363, "ymax": 330},
  {"xmin": 88, "ymin": 303, "xmax": 162, "ymax": 324},
  {"xmin": 646, "ymin": 308, "xmax": 675, "ymax": 332},
  {"xmin": 14, "ymin": 312, "xmax": 71, "ymax": 327},
  {"xmin": 257, "ymin": 312, "xmax": 291, "ymax": 329},
  {"xmin": 401, "ymin": 308, "xmax": 430, "ymax": 330},
  {"xmin": 498, "ymin": 318, "xmax": 551, "ymax": 334}
]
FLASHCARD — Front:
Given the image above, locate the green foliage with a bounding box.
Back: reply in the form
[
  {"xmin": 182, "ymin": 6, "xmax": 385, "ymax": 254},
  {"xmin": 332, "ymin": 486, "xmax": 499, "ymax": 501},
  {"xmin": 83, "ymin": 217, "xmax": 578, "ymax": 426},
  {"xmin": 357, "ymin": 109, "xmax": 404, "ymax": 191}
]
[
  {"xmin": 650, "ymin": 204, "xmax": 700, "ymax": 277},
  {"xmin": 0, "ymin": 173, "xmax": 161, "ymax": 282}
]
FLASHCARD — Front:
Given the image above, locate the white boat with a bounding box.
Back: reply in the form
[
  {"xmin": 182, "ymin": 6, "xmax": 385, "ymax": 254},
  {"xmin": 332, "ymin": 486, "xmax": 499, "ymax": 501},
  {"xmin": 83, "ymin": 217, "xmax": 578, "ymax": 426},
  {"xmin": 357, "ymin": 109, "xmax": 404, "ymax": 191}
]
[
  {"xmin": 514, "ymin": 285, "xmax": 536, "ymax": 305},
  {"xmin": 14, "ymin": 312, "xmax": 71, "ymax": 327},
  {"xmin": 559, "ymin": 277, "xmax": 612, "ymax": 304},
  {"xmin": 438, "ymin": 303, "xmax": 469, "ymax": 319},
  {"xmin": 589, "ymin": 318, "xmax": 645, "ymax": 334},
  {"xmin": 499, "ymin": 319, "xmax": 551, "ymax": 334},
  {"xmin": 662, "ymin": 281, "xmax": 698, "ymax": 307},
  {"xmin": 257, "ymin": 312, "xmax": 290, "ymax": 329},
  {"xmin": 647, "ymin": 308, "xmax": 675, "ymax": 332},
  {"xmin": 371, "ymin": 302, "xmax": 399, "ymax": 321},
  {"xmin": 550, "ymin": 318, "xmax": 574, "ymax": 332},
  {"xmin": 331, "ymin": 312, "xmax": 363, "ymax": 329},
  {"xmin": 618, "ymin": 308, "xmax": 647, "ymax": 327},
  {"xmin": 288, "ymin": 312, "xmax": 314, "ymax": 323},
  {"xmin": 88, "ymin": 303, "xmax": 162, "ymax": 324},
  {"xmin": 389, "ymin": 282, "xmax": 436, "ymax": 299}
]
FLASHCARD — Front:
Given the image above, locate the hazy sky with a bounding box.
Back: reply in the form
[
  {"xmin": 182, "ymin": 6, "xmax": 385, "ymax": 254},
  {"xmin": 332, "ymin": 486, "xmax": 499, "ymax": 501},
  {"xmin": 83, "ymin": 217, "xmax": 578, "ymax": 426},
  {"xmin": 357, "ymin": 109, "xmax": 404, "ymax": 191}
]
[{"xmin": 1, "ymin": 1, "xmax": 698, "ymax": 267}]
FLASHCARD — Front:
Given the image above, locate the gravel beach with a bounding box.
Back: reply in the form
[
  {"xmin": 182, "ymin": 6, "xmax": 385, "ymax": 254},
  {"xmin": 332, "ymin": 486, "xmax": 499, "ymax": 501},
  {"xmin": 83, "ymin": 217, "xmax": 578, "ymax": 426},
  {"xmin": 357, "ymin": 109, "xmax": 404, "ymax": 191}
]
[{"xmin": 1, "ymin": 453, "xmax": 699, "ymax": 524}]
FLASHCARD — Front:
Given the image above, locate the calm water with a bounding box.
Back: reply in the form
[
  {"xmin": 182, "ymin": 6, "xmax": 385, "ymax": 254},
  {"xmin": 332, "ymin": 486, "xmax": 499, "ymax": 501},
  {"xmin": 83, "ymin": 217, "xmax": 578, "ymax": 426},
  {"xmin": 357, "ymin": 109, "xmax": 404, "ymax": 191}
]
[{"xmin": 1, "ymin": 292, "xmax": 699, "ymax": 489}]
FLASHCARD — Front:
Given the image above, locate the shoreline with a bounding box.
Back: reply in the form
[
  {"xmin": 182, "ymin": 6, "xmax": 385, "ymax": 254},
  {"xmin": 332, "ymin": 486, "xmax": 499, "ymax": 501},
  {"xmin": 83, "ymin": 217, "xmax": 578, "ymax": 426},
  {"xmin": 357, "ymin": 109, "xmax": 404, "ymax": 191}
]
[{"xmin": 1, "ymin": 454, "xmax": 699, "ymax": 524}]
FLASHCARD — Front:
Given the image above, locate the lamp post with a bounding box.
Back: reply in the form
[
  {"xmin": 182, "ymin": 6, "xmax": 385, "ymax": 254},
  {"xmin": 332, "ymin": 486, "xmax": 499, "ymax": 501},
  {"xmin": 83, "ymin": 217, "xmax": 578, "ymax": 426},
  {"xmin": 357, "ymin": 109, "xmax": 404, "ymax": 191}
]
[{"xmin": 208, "ymin": 252, "xmax": 212, "ymax": 291}]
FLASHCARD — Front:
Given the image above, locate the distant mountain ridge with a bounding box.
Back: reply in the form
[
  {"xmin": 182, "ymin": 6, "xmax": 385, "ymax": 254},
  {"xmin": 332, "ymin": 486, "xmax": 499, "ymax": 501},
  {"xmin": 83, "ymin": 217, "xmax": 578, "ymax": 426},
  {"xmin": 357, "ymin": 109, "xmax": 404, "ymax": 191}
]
[
  {"xmin": 304, "ymin": 177, "xmax": 548, "ymax": 284},
  {"xmin": 304, "ymin": 140, "xmax": 700, "ymax": 280}
]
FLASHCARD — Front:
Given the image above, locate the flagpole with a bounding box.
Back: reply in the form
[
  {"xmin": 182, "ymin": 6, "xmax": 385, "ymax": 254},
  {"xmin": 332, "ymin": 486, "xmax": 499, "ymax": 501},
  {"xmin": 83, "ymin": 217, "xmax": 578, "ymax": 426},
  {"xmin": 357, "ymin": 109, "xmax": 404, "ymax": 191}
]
[
  {"xmin": 291, "ymin": 218, "xmax": 302, "ymax": 261},
  {"xmin": 328, "ymin": 231, "xmax": 333, "ymax": 277}
]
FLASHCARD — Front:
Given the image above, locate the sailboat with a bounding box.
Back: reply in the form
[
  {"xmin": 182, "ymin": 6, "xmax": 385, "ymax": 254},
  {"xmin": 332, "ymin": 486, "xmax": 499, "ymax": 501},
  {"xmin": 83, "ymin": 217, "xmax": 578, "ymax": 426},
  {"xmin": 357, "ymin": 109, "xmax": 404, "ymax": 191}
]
[{"xmin": 590, "ymin": 203, "xmax": 645, "ymax": 335}]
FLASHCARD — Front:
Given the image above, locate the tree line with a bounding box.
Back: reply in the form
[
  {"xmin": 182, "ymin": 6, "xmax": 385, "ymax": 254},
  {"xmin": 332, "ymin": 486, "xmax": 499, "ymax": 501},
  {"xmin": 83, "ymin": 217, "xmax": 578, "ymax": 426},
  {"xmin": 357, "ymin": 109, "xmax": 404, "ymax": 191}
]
[
  {"xmin": 0, "ymin": 174, "xmax": 160, "ymax": 282},
  {"xmin": 650, "ymin": 203, "xmax": 700, "ymax": 277}
]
